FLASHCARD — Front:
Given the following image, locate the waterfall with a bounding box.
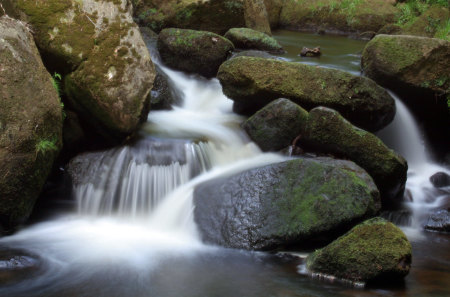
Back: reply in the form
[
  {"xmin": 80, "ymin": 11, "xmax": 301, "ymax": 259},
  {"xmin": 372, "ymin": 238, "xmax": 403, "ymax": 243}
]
[{"xmin": 377, "ymin": 91, "xmax": 450, "ymax": 232}]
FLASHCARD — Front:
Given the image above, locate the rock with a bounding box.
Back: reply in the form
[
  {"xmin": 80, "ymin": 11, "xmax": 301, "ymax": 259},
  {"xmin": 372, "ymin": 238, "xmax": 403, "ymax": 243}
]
[
  {"xmin": 193, "ymin": 157, "xmax": 380, "ymax": 250},
  {"xmin": 424, "ymin": 209, "xmax": 450, "ymax": 233},
  {"xmin": 0, "ymin": 16, "xmax": 62, "ymax": 231},
  {"xmin": 218, "ymin": 57, "xmax": 395, "ymax": 131},
  {"xmin": 301, "ymin": 107, "xmax": 407, "ymax": 204},
  {"xmin": 134, "ymin": 0, "xmax": 245, "ymax": 34},
  {"xmin": 362, "ymin": 34, "xmax": 449, "ymax": 98},
  {"xmin": 224, "ymin": 28, "xmax": 284, "ymax": 54},
  {"xmin": 362, "ymin": 34, "xmax": 450, "ymax": 157},
  {"xmin": 231, "ymin": 49, "xmax": 277, "ymax": 60},
  {"xmin": 242, "ymin": 98, "xmax": 309, "ymax": 152},
  {"xmin": 430, "ymin": 172, "xmax": 450, "ymax": 188},
  {"xmin": 306, "ymin": 217, "xmax": 412, "ymax": 283},
  {"xmin": 150, "ymin": 69, "xmax": 179, "ymax": 110},
  {"xmin": 14, "ymin": 0, "xmax": 155, "ymax": 143},
  {"xmin": 263, "ymin": 0, "xmax": 283, "ymax": 28},
  {"xmin": 300, "ymin": 46, "xmax": 321, "ymax": 57},
  {"xmin": 399, "ymin": 6, "xmax": 450, "ymax": 39},
  {"xmin": 157, "ymin": 28, "xmax": 234, "ymax": 78},
  {"xmin": 243, "ymin": 0, "xmax": 272, "ymax": 35}
]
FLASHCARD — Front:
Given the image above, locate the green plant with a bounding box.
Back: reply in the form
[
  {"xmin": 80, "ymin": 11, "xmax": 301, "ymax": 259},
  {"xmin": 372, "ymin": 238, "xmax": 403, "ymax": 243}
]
[
  {"xmin": 434, "ymin": 18, "xmax": 450, "ymax": 40},
  {"xmin": 51, "ymin": 72, "xmax": 62, "ymax": 96},
  {"xmin": 35, "ymin": 139, "xmax": 58, "ymax": 156}
]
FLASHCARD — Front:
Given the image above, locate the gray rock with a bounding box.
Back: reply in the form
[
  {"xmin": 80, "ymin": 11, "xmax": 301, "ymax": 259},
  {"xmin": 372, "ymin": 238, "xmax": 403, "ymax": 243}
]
[
  {"xmin": 193, "ymin": 157, "xmax": 380, "ymax": 250},
  {"xmin": 424, "ymin": 209, "xmax": 450, "ymax": 233}
]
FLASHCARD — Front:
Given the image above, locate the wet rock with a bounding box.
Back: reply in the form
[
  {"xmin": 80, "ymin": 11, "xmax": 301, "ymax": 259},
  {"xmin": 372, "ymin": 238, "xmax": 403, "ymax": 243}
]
[
  {"xmin": 218, "ymin": 56, "xmax": 395, "ymax": 132},
  {"xmin": 243, "ymin": 0, "xmax": 272, "ymax": 35},
  {"xmin": 306, "ymin": 217, "xmax": 412, "ymax": 283},
  {"xmin": 150, "ymin": 67, "xmax": 180, "ymax": 110},
  {"xmin": 429, "ymin": 172, "xmax": 450, "ymax": 188},
  {"xmin": 300, "ymin": 46, "xmax": 321, "ymax": 57},
  {"xmin": 157, "ymin": 28, "xmax": 234, "ymax": 78},
  {"xmin": 301, "ymin": 107, "xmax": 407, "ymax": 204},
  {"xmin": 242, "ymin": 98, "xmax": 309, "ymax": 152},
  {"xmin": 424, "ymin": 209, "xmax": 450, "ymax": 233},
  {"xmin": 0, "ymin": 16, "xmax": 62, "ymax": 231},
  {"xmin": 224, "ymin": 27, "xmax": 284, "ymax": 54},
  {"xmin": 193, "ymin": 157, "xmax": 380, "ymax": 250},
  {"xmin": 14, "ymin": 0, "xmax": 156, "ymax": 143},
  {"xmin": 0, "ymin": 249, "xmax": 40, "ymax": 285}
]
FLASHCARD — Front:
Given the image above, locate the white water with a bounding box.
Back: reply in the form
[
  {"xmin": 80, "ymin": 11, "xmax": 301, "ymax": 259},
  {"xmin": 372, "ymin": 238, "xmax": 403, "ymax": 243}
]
[
  {"xmin": 0, "ymin": 55, "xmax": 287, "ymax": 295},
  {"xmin": 377, "ymin": 91, "xmax": 450, "ymax": 236}
]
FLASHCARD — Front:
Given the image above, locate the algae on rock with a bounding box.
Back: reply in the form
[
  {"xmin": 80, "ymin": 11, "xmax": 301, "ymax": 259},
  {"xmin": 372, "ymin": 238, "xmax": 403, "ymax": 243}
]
[
  {"xmin": 0, "ymin": 16, "xmax": 63, "ymax": 231},
  {"xmin": 306, "ymin": 217, "xmax": 412, "ymax": 283},
  {"xmin": 218, "ymin": 56, "xmax": 395, "ymax": 132}
]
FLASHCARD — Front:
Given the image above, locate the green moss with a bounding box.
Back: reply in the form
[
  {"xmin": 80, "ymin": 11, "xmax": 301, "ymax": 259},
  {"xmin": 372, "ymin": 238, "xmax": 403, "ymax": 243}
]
[
  {"xmin": 307, "ymin": 217, "xmax": 412, "ymax": 282},
  {"xmin": 272, "ymin": 158, "xmax": 379, "ymax": 237}
]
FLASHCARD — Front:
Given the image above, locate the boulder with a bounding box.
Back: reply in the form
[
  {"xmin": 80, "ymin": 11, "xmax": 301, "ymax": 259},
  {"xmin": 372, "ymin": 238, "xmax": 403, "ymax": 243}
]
[
  {"xmin": 0, "ymin": 16, "xmax": 62, "ymax": 231},
  {"xmin": 243, "ymin": 0, "xmax": 271, "ymax": 35},
  {"xmin": 14, "ymin": 0, "xmax": 155, "ymax": 142},
  {"xmin": 306, "ymin": 217, "xmax": 412, "ymax": 283},
  {"xmin": 301, "ymin": 107, "xmax": 407, "ymax": 203},
  {"xmin": 424, "ymin": 209, "xmax": 450, "ymax": 233},
  {"xmin": 134, "ymin": 0, "xmax": 245, "ymax": 34},
  {"xmin": 362, "ymin": 34, "xmax": 449, "ymax": 98},
  {"xmin": 263, "ymin": 0, "xmax": 283, "ymax": 28},
  {"xmin": 218, "ymin": 57, "xmax": 395, "ymax": 131},
  {"xmin": 430, "ymin": 172, "xmax": 450, "ymax": 188},
  {"xmin": 362, "ymin": 34, "xmax": 450, "ymax": 157},
  {"xmin": 157, "ymin": 28, "xmax": 234, "ymax": 78},
  {"xmin": 224, "ymin": 28, "xmax": 284, "ymax": 54},
  {"xmin": 242, "ymin": 98, "xmax": 308, "ymax": 152},
  {"xmin": 193, "ymin": 157, "xmax": 381, "ymax": 250}
]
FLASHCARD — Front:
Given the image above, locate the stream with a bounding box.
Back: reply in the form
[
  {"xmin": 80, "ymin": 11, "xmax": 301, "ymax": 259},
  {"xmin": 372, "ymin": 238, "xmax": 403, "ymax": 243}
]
[{"xmin": 0, "ymin": 30, "xmax": 449, "ymax": 297}]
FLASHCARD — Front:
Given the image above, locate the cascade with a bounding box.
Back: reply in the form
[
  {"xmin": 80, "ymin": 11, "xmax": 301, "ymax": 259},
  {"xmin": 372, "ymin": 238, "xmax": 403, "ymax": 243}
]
[{"xmin": 377, "ymin": 92, "xmax": 450, "ymax": 231}]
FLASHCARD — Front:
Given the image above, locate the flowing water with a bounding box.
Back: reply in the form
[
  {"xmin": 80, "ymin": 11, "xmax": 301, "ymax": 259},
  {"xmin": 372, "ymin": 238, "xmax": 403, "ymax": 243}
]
[{"xmin": 0, "ymin": 31, "xmax": 449, "ymax": 297}]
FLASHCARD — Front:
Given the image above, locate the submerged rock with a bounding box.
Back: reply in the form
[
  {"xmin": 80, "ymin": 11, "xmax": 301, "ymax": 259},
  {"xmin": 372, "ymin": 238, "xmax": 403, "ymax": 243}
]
[
  {"xmin": 224, "ymin": 28, "xmax": 284, "ymax": 53},
  {"xmin": 218, "ymin": 57, "xmax": 395, "ymax": 132},
  {"xmin": 0, "ymin": 16, "xmax": 62, "ymax": 231},
  {"xmin": 424, "ymin": 209, "xmax": 450, "ymax": 233},
  {"xmin": 14, "ymin": 0, "xmax": 155, "ymax": 142},
  {"xmin": 158, "ymin": 28, "xmax": 234, "ymax": 78},
  {"xmin": 193, "ymin": 157, "xmax": 380, "ymax": 250},
  {"xmin": 306, "ymin": 217, "xmax": 412, "ymax": 283},
  {"xmin": 242, "ymin": 98, "xmax": 308, "ymax": 151},
  {"xmin": 301, "ymin": 107, "xmax": 407, "ymax": 204}
]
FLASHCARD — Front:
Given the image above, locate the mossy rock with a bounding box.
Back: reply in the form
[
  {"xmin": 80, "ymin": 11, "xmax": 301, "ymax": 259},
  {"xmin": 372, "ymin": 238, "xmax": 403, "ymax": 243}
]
[
  {"xmin": 224, "ymin": 27, "xmax": 284, "ymax": 53},
  {"xmin": 306, "ymin": 217, "xmax": 412, "ymax": 283},
  {"xmin": 157, "ymin": 28, "xmax": 234, "ymax": 78},
  {"xmin": 217, "ymin": 56, "xmax": 395, "ymax": 131},
  {"xmin": 14, "ymin": 0, "xmax": 156, "ymax": 143},
  {"xmin": 134, "ymin": 0, "xmax": 245, "ymax": 34},
  {"xmin": 362, "ymin": 34, "xmax": 450, "ymax": 156},
  {"xmin": 0, "ymin": 17, "xmax": 63, "ymax": 231},
  {"xmin": 243, "ymin": 0, "xmax": 271, "ymax": 35},
  {"xmin": 242, "ymin": 98, "xmax": 308, "ymax": 151},
  {"xmin": 278, "ymin": 0, "xmax": 397, "ymax": 35},
  {"xmin": 194, "ymin": 157, "xmax": 380, "ymax": 250},
  {"xmin": 301, "ymin": 107, "xmax": 407, "ymax": 204},
  {"xmin": 362, "ymin": 34, "xmax": 450, "ymax": 98}
]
